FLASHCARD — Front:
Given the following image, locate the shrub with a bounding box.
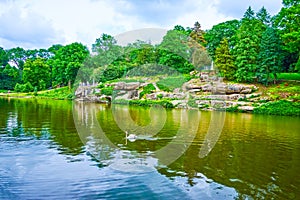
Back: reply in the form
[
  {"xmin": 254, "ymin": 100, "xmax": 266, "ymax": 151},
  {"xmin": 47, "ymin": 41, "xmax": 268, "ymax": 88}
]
[
  {"xmin": 14, "ymin": 82, "xmax": 34, "ymax": 93},
  {"xmin": 253, "ymin": 100, "xmax": 300, "ymax": 116},
  {"xmin": 140, "ymin": 83, "xmax": 156, "ymax": 98},
  {"xmin": 101, "ymin": 86, "xmax": 114, "ymax": 95},
  {"xmin": 113, "ymin": 99, "xmax": 174, "ymax": 108},
  {"xmin": 157, "ymin": 76, "xmax": 189, "ymax": 92},
  {"xmin": 157, "ymin": 94, "xmax": 163, "ymax": 99}
]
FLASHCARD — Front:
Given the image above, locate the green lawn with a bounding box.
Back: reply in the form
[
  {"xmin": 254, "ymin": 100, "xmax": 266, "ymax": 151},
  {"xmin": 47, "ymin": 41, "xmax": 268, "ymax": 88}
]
[{"xmin": 274, "ymin": 73, "xmax": 300, "ymax": 81}]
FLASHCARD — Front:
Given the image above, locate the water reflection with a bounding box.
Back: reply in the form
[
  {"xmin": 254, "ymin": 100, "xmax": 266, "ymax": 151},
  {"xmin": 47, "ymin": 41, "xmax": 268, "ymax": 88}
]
[{"xmin": 0, "ymin": 98, "xmax": 299, "ymax": 199}]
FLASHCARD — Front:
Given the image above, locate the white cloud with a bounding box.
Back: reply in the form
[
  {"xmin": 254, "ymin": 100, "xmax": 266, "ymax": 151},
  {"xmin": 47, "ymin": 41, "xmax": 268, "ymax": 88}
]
[
  {"xmin": 0, "ymin": 0, "xmax": 283, "ymax": 50},
  {"xmin": 0, "ymin": 5, "xmax": 64, "ymax": 49}
]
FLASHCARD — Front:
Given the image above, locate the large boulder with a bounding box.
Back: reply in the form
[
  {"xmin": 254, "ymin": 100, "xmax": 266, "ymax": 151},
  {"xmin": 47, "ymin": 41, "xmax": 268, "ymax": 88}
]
[
  {"xmin": 238, "ymin": 106, "xmax": 255, "ymax": 112},
  {"xmin": 124, "ymin": 82, "xmax": 140, "ymax": 90},
  {"xmin": 114, "ymin": 82, "xmax": 125, "ymax": 90}
]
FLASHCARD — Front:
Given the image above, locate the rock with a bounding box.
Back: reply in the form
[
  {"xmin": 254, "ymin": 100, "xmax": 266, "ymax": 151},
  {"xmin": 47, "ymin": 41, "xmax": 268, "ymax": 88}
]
[
  {"xmin": 189, "ymin": 89, "xmax": 201, "ymax": 93},
  {"xmin": 173, "ymin": 88, "xmax": 181, "ymax": 93},
  {"xmin": 237, "ymin": 102, "xmax": 251, "ymax": 106},
  {"xmin": 146, "ymin": 93, "xmax": 157, "ymax": 100},
  {"xmin": 171, "ymin": 100, "xmax": 188, "ymax": 108},
  {"xmin": 200, "ymin": 73, "xmax": 209, "ymax": 82},
  {"xmin": 211, "ymin": 100, "xmax": 226, "ymax": 109},
  {"xmin": 238, "ymin": 106, "xmax": 254, "ymax": 112},
  {"xmin": 201, "ymin": 84, "xmax": 213, "ymax": 92},
  {"xmin": 75, "ymin": 87, "xmax": 84, "ymax": 98},
  {"xmin": 186, "ymin": 84, "xmax": 202, "ymax": 90},
  {"xmin": 114, "ymin": 82, "xmax": 125, "ymax": 90},
  {"xmin": 114, "ymin": 82, "xmax": 140, "ymax": 90},
  {"xmin": 195, "ymin": 100, "xmax": 210, "ymax": 105},
  {"xmin": 245, "ymin": 93, "xmax": 261, "ymax": 98},
  {"xmin": 128, "ymin": 90, "xmax": 138, "ymax": 99},
  {"xmin": 240, "ymin": 88, "xmax": 252, "ymax": 94},
  {"xmin": 225, "ymin": 84, "xmax": 243, "ymax": 94},
  {"xmin": 202, "ymin": 95, "xmax": 227, "ymax": 100},
  {"xmin": 124, "ymin": 82, "xmax": 140, "ymax": 90},
  {"xmin": 227, "ymin": 94, "xmax": 244, "ymax": 101}
]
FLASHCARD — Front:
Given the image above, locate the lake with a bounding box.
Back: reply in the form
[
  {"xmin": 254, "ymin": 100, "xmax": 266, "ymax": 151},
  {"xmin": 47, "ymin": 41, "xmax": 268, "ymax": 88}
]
[{"xmin": 0, "ymin": 98, "xmax": 299, "ymax": 199}]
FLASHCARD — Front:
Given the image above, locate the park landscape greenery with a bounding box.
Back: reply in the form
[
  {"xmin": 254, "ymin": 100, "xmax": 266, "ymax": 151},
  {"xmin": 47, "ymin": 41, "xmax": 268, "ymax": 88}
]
[{"xmin": 0, "ymin": 1, "xmax": 300, "ymax": 116}]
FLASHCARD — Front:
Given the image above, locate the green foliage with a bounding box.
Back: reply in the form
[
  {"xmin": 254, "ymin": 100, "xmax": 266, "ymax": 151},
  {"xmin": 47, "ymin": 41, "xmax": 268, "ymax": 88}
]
[
  {"xmin": 274, "ymin": 1, "xmax": 300, "ymax": 71},
  {"xmin": 234, "ymin": 16, "xmax": 266, "ymax": 82},
  {"xmin": 91, "ymin": 34, "xmax": 123, "ymax": 67},
  {"xmin": 187, "ymin": 98, "xmax": 198, "ymax": 108},
  {"xmin": 98, "ymin": 83, "xmax": 105, "ymax": 88},
  {"xmin": 157, "ymin": 94, "xmax": 163, "ymax": 99},
  {"xmin": 0, "ymin": 64, "xmax": 20, "ymax": 90},
  {"xmin": 140, "ymin": 83, "xmax": 156, "ymax": 98},
  {"xmin": 38, "ymin": 87, "xmax": 73, "ymax": 100},
  {"xmin": 226, "ymin": 105, "xmax": 239, "ymax": 112},
  {"xmin": 33, "ymin": 87, "xmax": 38, "ymax": 96},
  {"xmin": 256, "ymin": 7, "xmax": 271, "ymax": 25},
  {"xmin": 205, "ymin": 20, "xmax": 240, "ymax": 58},
  {"xmin": 253, "ymin": 100, "xmax": 300, "ymax": 116},
  {"xmin": 100, "ymin": 86, "xmax": 114, "ymax": 95},
  {"xmin": 113, "ymin": 99, "xmax": 174, "ymax": 108},
  {"xmin": 14, "ymin": 82, "xmax": 34, "ymax": 93},
  {"xmin": 257, "ymin": 27, "xmax": 283, "ymax": 84},
  {"xmin": 51, "ymin": 42, "xmax": 89, "ymax": 86},
  {"xmin": 215, "ymin": 38, "xmax": 236, "ymax": 80},
  {"xmin": 99, "ymin": 65, "xmax": 125, "ymax": 82},
  {"xmin": 126, "ymin": 64, "xmax": 178, "ymax": 77},
  {"xmin": 158, "ymin": 29, "xmax": 194, "ymax": 73},
  {"xmin": 23, "ymin": 58, "xmax": 51, "ymax": 90},
  {"xmin": 275, "ymin": 73, "xmax": 300, "ymax": 80},
  {"xmin": 268, "ymin": 83, "xmax": 300, "ymax": 96},
  {"xmin": 156, "ymin": 76, "xmax": 189, "ymax": 92}
]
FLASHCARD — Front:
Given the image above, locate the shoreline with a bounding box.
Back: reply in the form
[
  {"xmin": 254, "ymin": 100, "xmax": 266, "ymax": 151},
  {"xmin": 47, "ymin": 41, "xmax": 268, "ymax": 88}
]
[{"xmin": 1, "ymin": 92, "xmax": 299, "ymax": 117}]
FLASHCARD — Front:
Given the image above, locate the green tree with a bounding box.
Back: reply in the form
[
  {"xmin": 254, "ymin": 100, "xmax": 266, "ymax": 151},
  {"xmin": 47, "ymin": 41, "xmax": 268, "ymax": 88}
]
[
  {"xmin": 243, "ymin": 6, "xmax": 255, "ymax": 20},
  {"xmin": 0, "ymin": 47, "xmax": 9, "ymax": 67},
  {"xmin": 205, "ymin": 20, "xmax": 240, "ymax": 59},
  {"xmin": 256, "ymin": 7, "xmax": 271, "ymax": 25},
  {"xmin": 158, "ymin": 28, "xmax": 193, "ymax": 73},
  {"xmin": 188, "ymin": 22, "xmax": 210, "ymax": 70},
  {"xmin": 189, "ymin": 21, "xmax": 206, "ymax": 46},
  {"xmin": 92, "ymin": 34, "xmax": 123, "ymax": 66},
  {"xmin": 274, "ymin": 0, "xmax": 300, "ymax": 70},
  {"xmin": 215, "ymin": 38, "xmax": 236, "ymax": 80},
  {"xmin": 234, "ymin": 7, "xmax": 267, "ymax": 82},
  {"xmin": 52, "ymin": 42, "xmax": 89, "ymax": 86},
  {"xmin": 0, "ymin": 64, "xmax": 20, "ymax": 90},
  {"xmin": 257, "ymin": 27, "xmax": 283, "ymax": 85},
  {"xmin": 7, "ymin": 47, "xmax": 27, "ymax": 70},
  {"xmin": 23, "ymin": 58, "xmax": 51, "ymax": 90}
]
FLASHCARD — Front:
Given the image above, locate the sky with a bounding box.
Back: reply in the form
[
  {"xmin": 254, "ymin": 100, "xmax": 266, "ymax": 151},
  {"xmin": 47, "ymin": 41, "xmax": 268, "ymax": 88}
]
[{"xmin": 0, "ymin": 0, "xmax": 283, "ymax": 50}]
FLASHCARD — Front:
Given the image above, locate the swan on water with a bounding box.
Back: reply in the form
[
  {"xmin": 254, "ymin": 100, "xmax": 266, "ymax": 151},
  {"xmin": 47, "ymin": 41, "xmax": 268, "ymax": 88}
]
[{"xmin": 125, "ymin": 131, "xmax": 137, "ymax": 140}]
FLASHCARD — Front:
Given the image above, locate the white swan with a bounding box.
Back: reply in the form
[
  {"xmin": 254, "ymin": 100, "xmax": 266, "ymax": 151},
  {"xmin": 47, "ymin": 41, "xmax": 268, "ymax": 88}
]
[{"xmin": 125, "ymin": 131, "xmax": 137, "ymax": 142}]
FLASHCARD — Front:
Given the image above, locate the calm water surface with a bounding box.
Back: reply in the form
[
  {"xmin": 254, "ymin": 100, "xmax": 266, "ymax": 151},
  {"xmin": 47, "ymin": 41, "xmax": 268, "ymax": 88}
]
[{"xmin": 0, "ymin": 98, "xmax": 299, "ymax": 199}]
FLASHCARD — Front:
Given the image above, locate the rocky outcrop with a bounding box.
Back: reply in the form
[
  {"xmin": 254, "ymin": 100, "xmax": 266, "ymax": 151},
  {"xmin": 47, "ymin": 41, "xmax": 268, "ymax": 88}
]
[
  {"xmin": 113, "ymin": 82, "xmax": 140, "ymax": 90},
  {"xmin": 75, "ymin": 77, "xmax": 264, "ymax": 113}
]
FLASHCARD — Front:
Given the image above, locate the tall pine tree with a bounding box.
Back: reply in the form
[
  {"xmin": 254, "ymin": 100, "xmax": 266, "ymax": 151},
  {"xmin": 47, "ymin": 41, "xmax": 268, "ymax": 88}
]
[
  {"xmin": 257, "ymin": 27, "xmax": 283, "ymax": 85},
  {"xmin": 233, "ymin": 7, "xmax": 267, "ymax": 82},
  {"xmin": 215, "ymin": 38, "xmax": 236, "ymax": 80}
]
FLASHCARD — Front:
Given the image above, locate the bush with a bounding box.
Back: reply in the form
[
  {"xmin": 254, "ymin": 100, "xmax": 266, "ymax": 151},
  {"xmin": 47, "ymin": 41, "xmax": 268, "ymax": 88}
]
[
  {"xmin": 126, "ymin": 64, "xmax": 178, "ymax": 77},
  {"xmin": 37, "ymin": 87, "xmax": 73, "ymax": 100},
  {"xmin": 226, "ymin": 105, "xmax": 239, "ymax": 112},
  {"xmin": 14, "ymin": 82, "xmax": 34, "ymax": 93},
  {"xmin": 253, "ymin": 100, "xmax": 300, "ymax": 116},
  {"xmin": 140, "ymin": 83, "xmax": 156, "ymax": 98},
  {"xmin": 277, "ymin": 73, "xmax": 300, "ymax": 81},
  {"xmin": 113, "ymin": 99, "xmax": 174, "ymax": 108},
  {"xmin": 157, "ymin": 76, "xmax": 189, "ymax": 92},
  {"xmin": 101, "ymin": 86, "xmax": 114, "ymax": 95}
]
